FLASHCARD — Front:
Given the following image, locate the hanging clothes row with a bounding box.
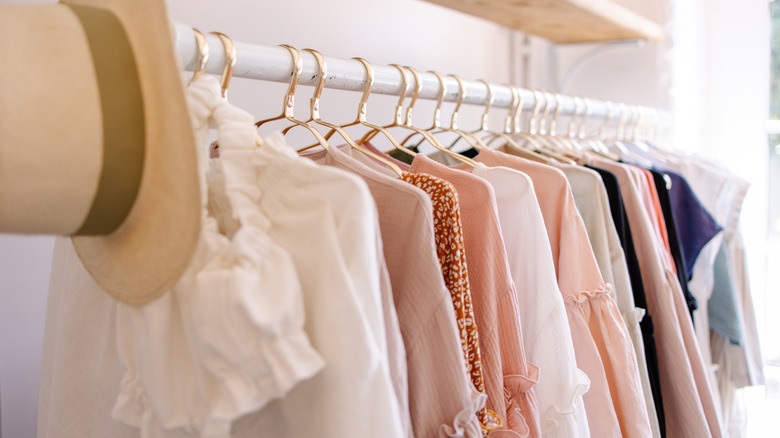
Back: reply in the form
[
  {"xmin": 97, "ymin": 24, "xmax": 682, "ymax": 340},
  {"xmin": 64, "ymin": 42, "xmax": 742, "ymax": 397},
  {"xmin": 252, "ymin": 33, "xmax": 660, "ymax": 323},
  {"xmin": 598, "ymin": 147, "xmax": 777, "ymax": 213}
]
[{"xmin": 36, "ymin": 28, "xmax": 761, "ymax": 438}]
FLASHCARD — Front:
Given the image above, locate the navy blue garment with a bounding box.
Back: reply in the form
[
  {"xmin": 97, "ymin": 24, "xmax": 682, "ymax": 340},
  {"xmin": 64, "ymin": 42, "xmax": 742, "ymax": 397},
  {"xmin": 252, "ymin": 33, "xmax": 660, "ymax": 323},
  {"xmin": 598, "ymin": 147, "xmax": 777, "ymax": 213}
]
[
  {"xmin": 649, "ymin": 169, "xmax": 698, "ymax": 320},
  {"xmin": 586, "ymin": 165, "xmax": 666, "ymax": 438},
  {"xmin": 662, "ymin": 170, "xmax": 723, "ymax": 281}
]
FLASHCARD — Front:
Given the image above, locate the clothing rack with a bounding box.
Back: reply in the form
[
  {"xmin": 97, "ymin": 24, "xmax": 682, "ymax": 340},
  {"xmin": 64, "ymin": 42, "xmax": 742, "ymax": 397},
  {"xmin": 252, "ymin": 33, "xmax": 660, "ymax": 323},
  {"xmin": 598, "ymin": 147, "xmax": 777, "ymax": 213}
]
[{"xmin": 174, "ymin": 22, "xmax": 668, "ymax": 128}]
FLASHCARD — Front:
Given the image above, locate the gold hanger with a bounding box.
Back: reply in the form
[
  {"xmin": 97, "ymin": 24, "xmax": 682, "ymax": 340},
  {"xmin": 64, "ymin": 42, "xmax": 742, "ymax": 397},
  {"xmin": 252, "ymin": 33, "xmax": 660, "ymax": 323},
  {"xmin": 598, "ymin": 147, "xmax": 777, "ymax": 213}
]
[
  {"xmin": 190, "ymin": 29, "xmax": 209, "ymax": 83},
  {"xmin": 387, "ymin": 65, "xmax": 455, "ymax": 156},
  {"xmin": 521, "ymin": 90, "xmax": 577, "ymax": 163},
  {"xmin": 440, "ymin": 74, "xmax": 490, "ymax": 150},
  {"xmin": 353, "ymin": 64, "xmax": 416, "ymax": 157},
  {"xmin": 487, "ymin": 85, "xmax": 552, "ymax": 162},
  {"xmin": 504, "ymin": 87, "xmax": 547, "ymax": 151},
  {"xmin": 417, "ymin": 73, "xmax": 482, "ymax": 149},
  {"xmin": 204, "ymin": 32, "xmax": 264, "ymax": 152},
  {"xmin": 209, "ymin": 32, "xmax": 236, "ymax": 100},
  {"xmin": 254, "ymin": 44, "xmax": 329, "ymax": 150},
  {"xmin": 466, "ymin": 79, "xmax": 495, "ymax": 141},
  {"xmin": 480, "ymin": 85, "xmax": 548, "ymax": 163},
  {"xmin": 548, "ymin": 93, "xmax": 582, "ymax": 153},
  {"xmin": 295, "ymin": 48, "xmax": 405, "ymax": 177},
  {"xmin": 575, "ymin": 98, "xmax": 618, "ymax": 161},
  {"xmin": 400, "ymin": 71, "xmax": 477, "ymax": 166},
  {"xmin": 316, "ymin": 57, "xmax": 416, "ymax": 159}
]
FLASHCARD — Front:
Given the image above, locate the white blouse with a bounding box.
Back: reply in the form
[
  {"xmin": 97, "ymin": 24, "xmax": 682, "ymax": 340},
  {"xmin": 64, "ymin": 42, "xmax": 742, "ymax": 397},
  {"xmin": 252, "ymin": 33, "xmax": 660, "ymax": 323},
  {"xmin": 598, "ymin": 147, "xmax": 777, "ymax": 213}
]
[
  {"xmin": 468, "ymin": 163, "xmax": 591, "ymax": 438},
  {"xmin": 39, "ymin": 77, "xmax": 325, "ymax": 438},
  {"xmin": 226, "ymin": 130, "xmax": 404, "ymax": 438}
]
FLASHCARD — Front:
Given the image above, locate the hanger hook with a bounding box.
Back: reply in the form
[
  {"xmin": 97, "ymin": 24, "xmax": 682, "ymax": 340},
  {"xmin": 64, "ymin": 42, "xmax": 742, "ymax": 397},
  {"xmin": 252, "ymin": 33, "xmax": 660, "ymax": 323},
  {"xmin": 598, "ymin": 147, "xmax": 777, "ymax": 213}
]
[
  {"xmin": 389, "ymin": 64, "xmax": 410, "ymax": 125},
  {"xmin": 550, "ymin": 93, "xmax": 564, "ymax": 136},
  {"xmin": 568, "ymin": 96, "xmax": 583, "ymax": 138},
  {"xmin": 538, "ymin": 91, "xmax": 553, "ymax": 135},
  {"xmin": 477, "ymin": 79, "xmax": 494, "ymax": 131},
  {"xmin": 190, "ymin": 29, "xmax": 209, "ymax": 83},
  {"xmin": 580, "ymin": 97, "xmax": 593, "ymax": 139},
  {"xmin": 352, "ymin": 57, "xmax": 376, "ymax": 122},
  {"xmin": 616, "ymin": 102, "xmax": 629, "ymax": 140},
  {"xmin": 404, "ymin": 66, "xmax": 423, "ymax": 126},
  {"xmin": 512, "ymin": 87, "xmax": 526, "ymax": 134},
  {"xmin": 529, "ymin": 89, "xmax": 544, "ymax": 134},
  {"xmin": 209, "ymin": 32, "xmax": 236, "ymax": 99},
  {"xmin": 634, "ymin": 106, "xmax": 646, "ymax": 140},
  {"xmin": 450, "ymin": 74, "xmax": 467, "ymax": 130},
  {"xmin": 599, "ymin": 101, "xmax": 615, "ymax": 140},
  {"xmin": 302, "ymin": 48, "xmax": 327, "ymax": 121},
  {"xmin": 632, "ymin": 105, "xmax": 643, "ymax": 140},
  {"xmin": 503, "ymin": 85, "xmax": 519, "ymax": 134},
  {"xmin": 429, "ymin": 71, "xmax": 447, "ymax": 129},
  {"xmin": 277, "ymin": 44, "xmax": 304, "ymax": 119}
]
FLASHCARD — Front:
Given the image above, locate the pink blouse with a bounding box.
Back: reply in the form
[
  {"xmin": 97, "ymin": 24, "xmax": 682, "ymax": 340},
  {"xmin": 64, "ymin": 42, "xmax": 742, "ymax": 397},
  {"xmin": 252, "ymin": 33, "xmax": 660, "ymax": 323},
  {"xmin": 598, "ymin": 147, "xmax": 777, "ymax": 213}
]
[
  {"xmin": 410, "ymin": 154, "xmax": 542, "ymax": 438},
  {"xmin": 303, "ymin": 146, "xmax": 485, "ymax": 438},
  {"xmin": 474, "ymin": 147, "xmax": 652, "ymax": 438}
]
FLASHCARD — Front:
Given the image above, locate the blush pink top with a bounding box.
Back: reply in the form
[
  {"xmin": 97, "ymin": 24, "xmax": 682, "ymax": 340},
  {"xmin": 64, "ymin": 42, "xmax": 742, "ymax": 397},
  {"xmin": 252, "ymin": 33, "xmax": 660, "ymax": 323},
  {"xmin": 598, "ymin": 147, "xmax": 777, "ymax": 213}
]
[
  {"xmin": 588, "ymin": 156, "xmax": 722, "ymax": 438},
  {"xmin": 474, "ymin": 147, "xmax": 651, "ymax": 438},
  {"xmin": 303, "ymin": 146, "xmax": 485, "ymax": 438},
  {"xmin": 401, "ymin": 171, "xmax": 501, "ymax": 434},
  {"xmin": 410, "ymin": 154, "xmax": 542, "ymax": 438}
]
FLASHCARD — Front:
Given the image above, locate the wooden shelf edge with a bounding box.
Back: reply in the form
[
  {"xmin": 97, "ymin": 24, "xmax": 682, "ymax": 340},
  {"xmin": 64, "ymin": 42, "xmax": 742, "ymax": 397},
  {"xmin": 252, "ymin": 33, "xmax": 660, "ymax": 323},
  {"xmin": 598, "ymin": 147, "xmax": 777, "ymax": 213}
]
[{"xmin": 422, "ymin": 0, "xmax": 663, "ymax": 44}]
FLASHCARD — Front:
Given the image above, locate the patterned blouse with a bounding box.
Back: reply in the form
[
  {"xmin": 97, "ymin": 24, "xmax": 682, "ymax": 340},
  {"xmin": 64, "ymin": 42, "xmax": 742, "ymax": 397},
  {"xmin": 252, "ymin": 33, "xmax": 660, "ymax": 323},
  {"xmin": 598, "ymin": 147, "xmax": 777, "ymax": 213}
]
[{"xmin": 401, "ymin": 172, "xmax": 501, "ymax": 434}]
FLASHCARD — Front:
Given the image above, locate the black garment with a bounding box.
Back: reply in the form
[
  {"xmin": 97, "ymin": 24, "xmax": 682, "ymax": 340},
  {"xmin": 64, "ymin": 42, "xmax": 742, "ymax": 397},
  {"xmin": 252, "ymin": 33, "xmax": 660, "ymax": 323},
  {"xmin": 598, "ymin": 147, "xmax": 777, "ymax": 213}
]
[
  {"xmin": 649, "ymin": 169, "xmax": 698, "ymax": 320},
  {"xmin": 587, "ymin": 166, "xmax": 666, "ymax": 438},
  {"xmin": 388, "ymin": 145, "xmax": 419, "ymax": 165}
]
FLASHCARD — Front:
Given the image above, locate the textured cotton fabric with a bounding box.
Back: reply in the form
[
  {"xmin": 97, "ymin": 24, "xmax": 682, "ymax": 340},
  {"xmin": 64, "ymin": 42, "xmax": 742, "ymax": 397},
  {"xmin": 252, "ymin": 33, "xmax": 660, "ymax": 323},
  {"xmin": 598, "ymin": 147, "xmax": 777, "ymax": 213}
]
[
  {"xmin": 586, "ymin": 165, "xmax": 666, "ymax": 437},
  {"xmin": 228, "ymin": 131, "xmax": 405, "ymax": 438},
  {"xmin": 38, "ymin": 239, "xmax": 144, "ymax": 438},
  {"xmin": 474, "ymin": 147, "xmax": 650, "ymax": 438},
  {"xmin": 410, "ymin": 154, "xmax": 542, "ymax": 438},
  {"xmin": 589, "ymin": 156, "xmax": 723, "ymax": 438},
  {"xmin": 349, "ymin": 145, "xmax": 499, "ymax": 433},
  {"xmin": 38, "ymin": 77, "xmax": 325, "ymax": 438},
  {"xmin": 465, "ymin": 163, "xmax": 591, "ymax": 438},
  {"xmin": 303, "ymin": 145, "xmax": 485, "ymax": 437},
  {"xmin": 556, "ymin": 163, "xmax": 661, "ymax": 438},
  {"xmin": 112, "ymin": 78, "xmax": 327, "ymax": 438}
]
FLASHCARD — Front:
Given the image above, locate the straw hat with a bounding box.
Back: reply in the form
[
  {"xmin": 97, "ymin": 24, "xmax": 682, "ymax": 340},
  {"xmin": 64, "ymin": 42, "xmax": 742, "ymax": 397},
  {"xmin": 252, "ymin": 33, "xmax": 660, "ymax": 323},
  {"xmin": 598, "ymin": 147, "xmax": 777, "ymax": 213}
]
[{"xmin": 0, "ymin": 0, "xmax": 201, "ymax": 305}]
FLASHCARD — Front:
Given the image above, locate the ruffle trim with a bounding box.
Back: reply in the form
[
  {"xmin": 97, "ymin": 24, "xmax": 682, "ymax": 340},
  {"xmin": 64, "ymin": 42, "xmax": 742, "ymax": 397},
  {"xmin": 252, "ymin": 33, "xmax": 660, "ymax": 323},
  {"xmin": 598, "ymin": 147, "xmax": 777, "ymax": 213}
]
[
  {"xmin": 563, "ymin": 283, "xmax": 613, "ymax": 306},
  {"xmin": 498, "ymin": 362, "xmax": 540, "ymax": 438},
  {"xmin": 542, "ymin": 368, "xmax": 591, "ymax": 433},
  {"xmin": 439, "ymin": 387, "xmax": 488, "ymax": 438},
  {"xmin": 111, "ymin": 328, "xmax": 324, "ymax": 438}
]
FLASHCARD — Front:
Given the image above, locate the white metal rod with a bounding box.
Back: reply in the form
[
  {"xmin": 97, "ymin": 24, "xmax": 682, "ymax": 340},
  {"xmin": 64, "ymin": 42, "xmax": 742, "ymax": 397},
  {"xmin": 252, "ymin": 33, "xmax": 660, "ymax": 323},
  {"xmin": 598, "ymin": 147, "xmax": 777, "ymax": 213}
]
[{"xmin": 174, "ymin": 22, "xmax": 663, "ymax": 119}]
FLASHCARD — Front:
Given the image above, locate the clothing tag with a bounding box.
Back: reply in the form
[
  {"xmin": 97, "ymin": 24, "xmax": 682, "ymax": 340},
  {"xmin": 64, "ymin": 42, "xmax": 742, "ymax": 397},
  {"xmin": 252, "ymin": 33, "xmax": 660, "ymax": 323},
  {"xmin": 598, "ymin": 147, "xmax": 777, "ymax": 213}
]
[{"xmin": 663, "ymin": 173, "xmax": 672, "ymax": 190}]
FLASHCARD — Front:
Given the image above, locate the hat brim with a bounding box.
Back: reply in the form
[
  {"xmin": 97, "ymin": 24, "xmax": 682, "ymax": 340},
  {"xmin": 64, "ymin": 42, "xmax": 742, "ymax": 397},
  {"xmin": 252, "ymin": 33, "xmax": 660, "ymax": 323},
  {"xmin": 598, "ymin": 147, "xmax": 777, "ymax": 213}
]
[{"xmin": 67, "ymin": 0, "xmax": 201, "ymax": 305}]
